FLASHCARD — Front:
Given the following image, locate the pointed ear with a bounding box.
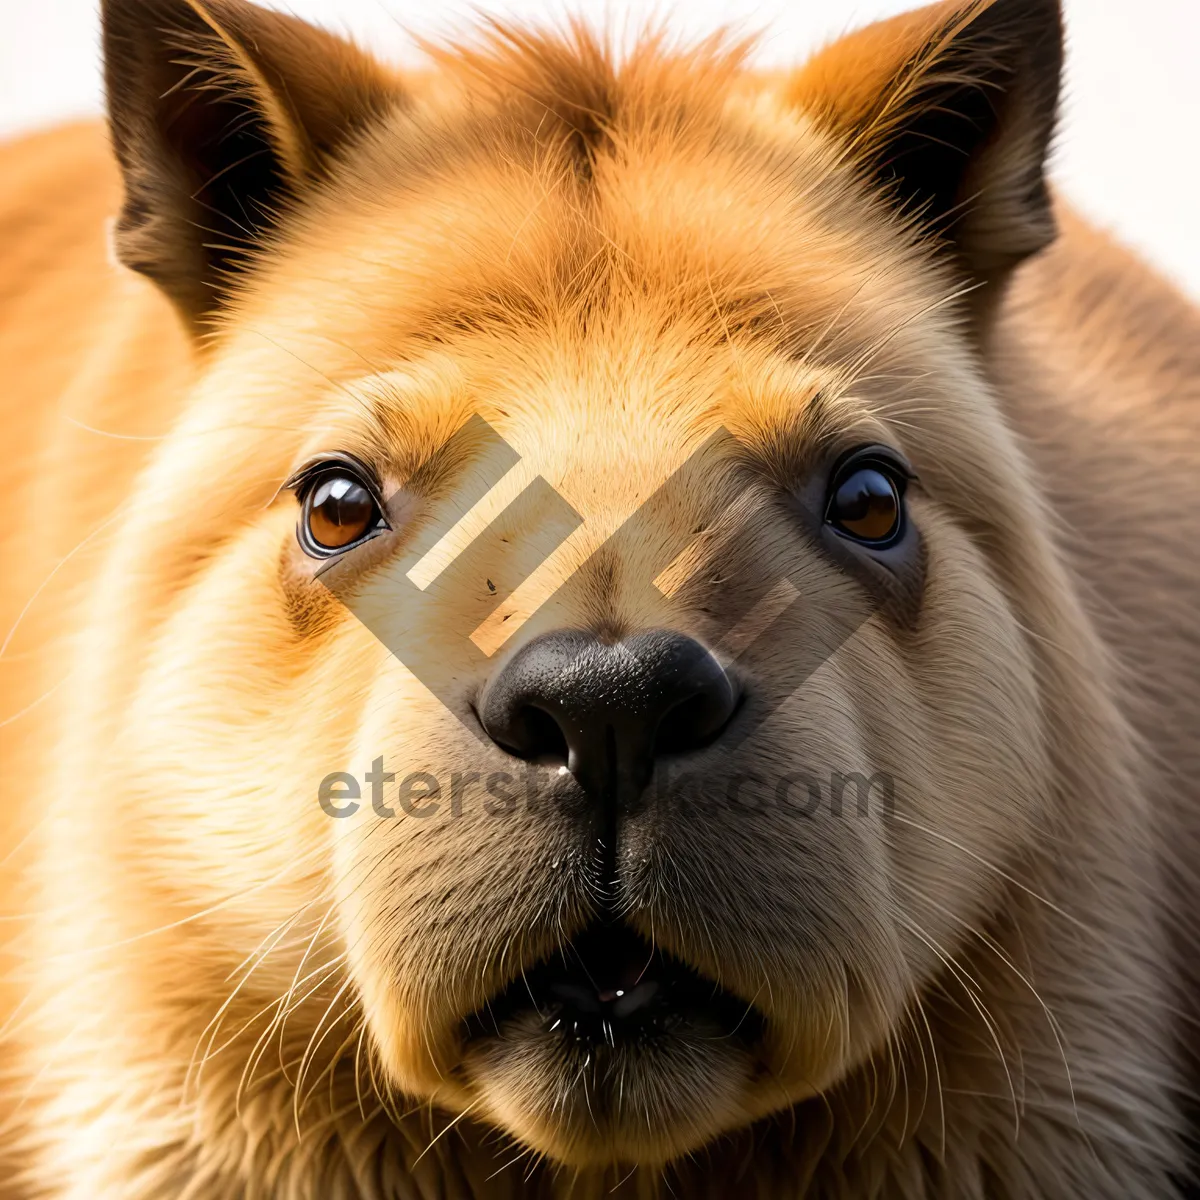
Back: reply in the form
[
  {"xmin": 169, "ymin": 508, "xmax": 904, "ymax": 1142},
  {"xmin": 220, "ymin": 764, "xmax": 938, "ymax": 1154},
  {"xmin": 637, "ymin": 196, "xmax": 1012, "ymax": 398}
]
[
  {"xmin": 102, "ymin": 0, "xmax": 403, "ymax": 329},
  {"xmin": 787, "ymin": 0, "xmax": 1063, "ymax": 283}
]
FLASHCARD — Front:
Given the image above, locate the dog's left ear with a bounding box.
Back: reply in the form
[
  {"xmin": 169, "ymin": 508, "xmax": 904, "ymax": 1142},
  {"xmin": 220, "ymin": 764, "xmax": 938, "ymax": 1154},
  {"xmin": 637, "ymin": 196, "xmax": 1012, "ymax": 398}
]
[
  {"xmin": 787, "ymin": 0, "xmax": 1063, "ymax": 285},
  {"xmin": 103, "ymin": 0, "xmax": 402, "ymax": 330}
]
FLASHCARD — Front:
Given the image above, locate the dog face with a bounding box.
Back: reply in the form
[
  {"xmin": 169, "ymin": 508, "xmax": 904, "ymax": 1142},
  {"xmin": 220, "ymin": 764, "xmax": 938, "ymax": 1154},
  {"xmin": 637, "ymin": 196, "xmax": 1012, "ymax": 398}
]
[{"xmin": 99, "ymin": 0, "xmax": 1064, "ymax": 1168}]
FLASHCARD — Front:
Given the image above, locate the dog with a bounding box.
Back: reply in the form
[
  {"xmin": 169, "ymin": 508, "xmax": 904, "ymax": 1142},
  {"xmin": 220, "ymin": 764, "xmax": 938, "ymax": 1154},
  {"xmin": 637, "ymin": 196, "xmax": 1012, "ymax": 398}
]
[{"xmin": 1, "ymin": 0, "xmax": 1197, "ymax": 1195}]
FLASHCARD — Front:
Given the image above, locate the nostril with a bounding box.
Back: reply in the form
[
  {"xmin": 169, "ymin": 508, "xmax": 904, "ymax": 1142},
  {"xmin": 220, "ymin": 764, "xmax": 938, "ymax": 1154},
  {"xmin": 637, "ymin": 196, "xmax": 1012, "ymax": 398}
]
[
  {"xmin": 654, "ymin": 689, "xmax": 737, "ymax": 757},
  {"xmin": 499, "ymin": 705, "xmax": 569, "ymax": 765},
  {"xmin": 521, "ymin": 706, "xmax": 570, "ymax": 764}
]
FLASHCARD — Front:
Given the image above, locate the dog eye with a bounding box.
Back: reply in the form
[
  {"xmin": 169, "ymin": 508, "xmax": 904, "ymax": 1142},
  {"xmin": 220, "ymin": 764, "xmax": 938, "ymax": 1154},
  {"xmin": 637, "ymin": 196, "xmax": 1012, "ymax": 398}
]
[
  {"xmin": 297, "ymin": 465, "xmax": 387, "ymax": 557},
  {"xmin": 825, "ymin": 451, "xmax": 908, "ymax": 546}
]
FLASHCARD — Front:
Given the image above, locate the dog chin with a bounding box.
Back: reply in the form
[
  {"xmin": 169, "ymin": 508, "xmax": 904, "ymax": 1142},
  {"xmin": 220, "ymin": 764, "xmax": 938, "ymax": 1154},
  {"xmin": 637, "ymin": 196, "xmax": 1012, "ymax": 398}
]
[{"xmin": 460, "ymin": 1019, "xmax": 765, "ymax": 1166}]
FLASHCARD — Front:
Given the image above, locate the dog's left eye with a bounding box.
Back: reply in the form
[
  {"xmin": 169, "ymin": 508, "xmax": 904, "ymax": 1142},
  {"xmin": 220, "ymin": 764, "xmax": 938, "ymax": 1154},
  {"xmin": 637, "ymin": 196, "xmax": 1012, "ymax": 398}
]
[
  {"xmin": 825, "ymin": 449, "xmax": 909, "ymax": 547},
  {"xmin": 295, "ymin": 464, "xmax": 388, "ymax": 557}
]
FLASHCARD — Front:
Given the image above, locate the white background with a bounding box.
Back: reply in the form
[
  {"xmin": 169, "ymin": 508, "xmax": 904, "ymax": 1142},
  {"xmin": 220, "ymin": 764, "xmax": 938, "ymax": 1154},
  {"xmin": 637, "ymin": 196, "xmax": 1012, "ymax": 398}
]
[{"xmin": 1, "ymin": 0, "xmax": 1197, "ymax": 299}]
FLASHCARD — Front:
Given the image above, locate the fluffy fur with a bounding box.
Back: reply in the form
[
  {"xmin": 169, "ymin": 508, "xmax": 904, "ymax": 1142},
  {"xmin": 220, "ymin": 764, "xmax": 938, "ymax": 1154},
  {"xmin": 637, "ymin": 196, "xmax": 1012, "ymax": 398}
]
[{"xmin": 0, "ymin": 0, "xmax": 1198, "ymax": 1196}]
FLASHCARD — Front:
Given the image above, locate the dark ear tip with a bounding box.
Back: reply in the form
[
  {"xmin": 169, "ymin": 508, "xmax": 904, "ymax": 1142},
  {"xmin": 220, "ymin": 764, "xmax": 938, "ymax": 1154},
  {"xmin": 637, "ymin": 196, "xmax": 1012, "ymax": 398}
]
[
  {"xmin": 101, "ymin": 0, "xmax": 183, "ymax": 41},
  {"xmin": 970, "ymin": 0, "xmax": 1064, "ymax": 55}
]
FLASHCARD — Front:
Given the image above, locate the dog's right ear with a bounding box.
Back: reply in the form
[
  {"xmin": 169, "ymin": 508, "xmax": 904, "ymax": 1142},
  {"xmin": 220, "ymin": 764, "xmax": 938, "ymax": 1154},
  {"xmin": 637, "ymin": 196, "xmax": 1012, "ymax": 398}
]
[{"xmin": 103, "ymin": 0, "xmax": 403, "ymax": 331}]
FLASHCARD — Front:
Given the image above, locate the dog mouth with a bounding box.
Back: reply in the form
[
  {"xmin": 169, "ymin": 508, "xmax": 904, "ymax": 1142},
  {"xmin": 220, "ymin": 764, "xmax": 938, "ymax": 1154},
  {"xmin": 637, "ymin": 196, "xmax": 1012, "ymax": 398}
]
[
  {"xmin": 463, "ymin": 920, "xmax": 765, "ymax": 1051},
  {"xmin": 455, "ymin": 920, "xmax": 770, "ymax": 1163}
]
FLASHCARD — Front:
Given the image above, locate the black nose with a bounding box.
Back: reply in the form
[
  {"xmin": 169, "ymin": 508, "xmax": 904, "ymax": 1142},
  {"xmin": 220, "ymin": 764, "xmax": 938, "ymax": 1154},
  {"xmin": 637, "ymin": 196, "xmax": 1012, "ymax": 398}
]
[{"xmin": 478, "ymin": 629, "xmax": 738, "ymax": 805}]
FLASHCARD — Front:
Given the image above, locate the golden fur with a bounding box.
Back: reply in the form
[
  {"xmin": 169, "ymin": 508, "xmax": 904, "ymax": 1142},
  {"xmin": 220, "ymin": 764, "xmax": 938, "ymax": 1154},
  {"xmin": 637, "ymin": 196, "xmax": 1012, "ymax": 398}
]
[{"xmin": 1, "ymin": 0, "xmax": 1198, "ymax": 1195}]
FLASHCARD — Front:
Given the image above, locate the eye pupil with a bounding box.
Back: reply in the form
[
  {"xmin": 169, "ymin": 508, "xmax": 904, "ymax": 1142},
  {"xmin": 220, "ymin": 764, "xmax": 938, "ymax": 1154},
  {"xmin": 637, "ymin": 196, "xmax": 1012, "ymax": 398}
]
[
  {"xmin": 828, "ymin": 466, "xmax": 901, "ymax": 544},
  {"xmin": 305, "ymin": 473, "xmax": 378, "ymax": 551}
]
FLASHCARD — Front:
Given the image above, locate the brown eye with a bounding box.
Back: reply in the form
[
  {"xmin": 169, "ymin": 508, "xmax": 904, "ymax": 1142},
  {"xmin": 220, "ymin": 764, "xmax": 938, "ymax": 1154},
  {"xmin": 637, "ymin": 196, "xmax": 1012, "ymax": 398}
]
[
  {"xmin": 301, "ymin": 471, "xmax": 384, "ymax": 554},
  {"xmin": 826, "ymin": 461, "xmax": 904, "ymax": 545}
]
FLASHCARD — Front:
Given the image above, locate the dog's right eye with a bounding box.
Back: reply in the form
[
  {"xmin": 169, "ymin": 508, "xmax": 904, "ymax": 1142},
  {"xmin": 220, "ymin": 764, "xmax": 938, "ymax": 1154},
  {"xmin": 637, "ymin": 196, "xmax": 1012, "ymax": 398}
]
[
  {"xmin": 294, "ymin": 463, "xmax": 388, "ymax": 557},
  {"xmin": 824, "ymin": 447, "xmax": 910, "ymax": 548}
]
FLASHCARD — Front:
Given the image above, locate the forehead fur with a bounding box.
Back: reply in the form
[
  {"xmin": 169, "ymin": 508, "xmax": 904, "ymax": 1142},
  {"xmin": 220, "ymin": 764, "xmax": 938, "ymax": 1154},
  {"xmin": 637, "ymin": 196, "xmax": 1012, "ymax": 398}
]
[{"xmin": 231, "ymin": 21, "xmax": 953, "ymax": 393}]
